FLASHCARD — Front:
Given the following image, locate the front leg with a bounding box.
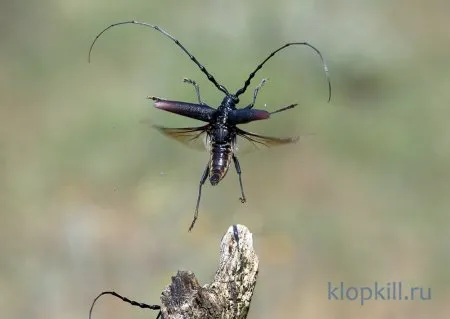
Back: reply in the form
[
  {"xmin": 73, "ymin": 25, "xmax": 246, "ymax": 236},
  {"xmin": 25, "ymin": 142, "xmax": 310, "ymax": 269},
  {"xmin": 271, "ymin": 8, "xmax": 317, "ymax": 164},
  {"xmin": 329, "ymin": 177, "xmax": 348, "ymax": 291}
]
[
  {"xmin": 244, "ymin": 78, "xmax": 268, "ymax": 110},
  {"xmin": 183, "ymin": 78, "xmax": 204, "ymax": 105}
]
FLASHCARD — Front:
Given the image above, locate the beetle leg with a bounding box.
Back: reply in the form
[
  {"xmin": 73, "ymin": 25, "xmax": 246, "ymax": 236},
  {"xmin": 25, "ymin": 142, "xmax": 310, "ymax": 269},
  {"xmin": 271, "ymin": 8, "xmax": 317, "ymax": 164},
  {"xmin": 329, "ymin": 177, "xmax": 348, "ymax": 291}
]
[
  {"xmin": 183, "ymin": 78, "xmax": 204, "ymax": 105},
  {"xmin": 245, "ymin": 78, "xmax": 268, "ymax": 109},
  {"xmin": 189, "ymin": 163, "xmax": 209, "ymax": 231},
  {"xmin": 270, "ymin": 103, "xmax": 298, "ymax": 115},
  {"xmin": 232, "ymin": 155, "xmax": 246, "ymax": 203}
]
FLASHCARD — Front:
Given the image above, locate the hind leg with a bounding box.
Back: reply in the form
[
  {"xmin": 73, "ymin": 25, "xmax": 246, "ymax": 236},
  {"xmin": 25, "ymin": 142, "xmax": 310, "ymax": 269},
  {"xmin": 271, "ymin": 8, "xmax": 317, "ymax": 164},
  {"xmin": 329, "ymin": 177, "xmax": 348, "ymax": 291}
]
[
  {"xmin": 232, "ymin": 155, "xmax": 246, "ymax": 203},
  {"xmin": 189, "ymin": 163, "xmax": 209, "ymax": 231}
]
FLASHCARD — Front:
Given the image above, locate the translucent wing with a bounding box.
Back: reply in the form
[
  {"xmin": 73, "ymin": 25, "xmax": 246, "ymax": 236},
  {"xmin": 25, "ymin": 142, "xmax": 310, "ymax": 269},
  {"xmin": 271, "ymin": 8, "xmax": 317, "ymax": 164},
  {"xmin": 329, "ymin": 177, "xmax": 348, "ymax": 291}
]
[
  {"xmin": 153, "ymin": 125, "xmax": 210, "ymax": 151},
  {"xmin": 235, "ymin": 127, "xmax": 299, "ymax": 153}
]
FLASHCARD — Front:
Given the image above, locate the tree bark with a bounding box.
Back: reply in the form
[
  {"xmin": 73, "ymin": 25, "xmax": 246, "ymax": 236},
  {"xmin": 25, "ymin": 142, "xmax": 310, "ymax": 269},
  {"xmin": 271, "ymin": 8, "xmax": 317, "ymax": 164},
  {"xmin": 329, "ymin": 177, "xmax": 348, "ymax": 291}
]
[{"xmin": 160, "ymin": 224, "xmax": 259, "ymax": 319}]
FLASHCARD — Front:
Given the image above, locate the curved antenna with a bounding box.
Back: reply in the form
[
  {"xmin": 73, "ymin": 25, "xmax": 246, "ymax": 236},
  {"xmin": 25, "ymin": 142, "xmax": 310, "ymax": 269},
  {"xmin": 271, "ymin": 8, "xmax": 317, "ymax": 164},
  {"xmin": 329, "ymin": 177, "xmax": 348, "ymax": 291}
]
[
  {"xmin": 235, "ymin": 42, "xmax": 332, "ymax": 102},
  {"xmin": 89, "ymin": 291, "xmax": 161, "ymax": 319},
  {"xmin": 88, "ymin": 20, "xmax": 230, "ymax": 96}
]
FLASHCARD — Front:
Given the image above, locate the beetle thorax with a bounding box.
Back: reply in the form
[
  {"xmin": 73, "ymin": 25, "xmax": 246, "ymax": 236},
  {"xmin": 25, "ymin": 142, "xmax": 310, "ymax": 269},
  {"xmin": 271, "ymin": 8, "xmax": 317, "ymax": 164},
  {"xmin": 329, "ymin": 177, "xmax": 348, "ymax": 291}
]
[
  {"xmin": 219, "ymin": 95, "xmax": 238, "ymax": 111},
  {"xmin": 216, "ymin": 95, "xmax": 237, "ymax": 125},
  {"xmin": 210, "ymin": 124, "xmax": 230, "ymax": 143}
]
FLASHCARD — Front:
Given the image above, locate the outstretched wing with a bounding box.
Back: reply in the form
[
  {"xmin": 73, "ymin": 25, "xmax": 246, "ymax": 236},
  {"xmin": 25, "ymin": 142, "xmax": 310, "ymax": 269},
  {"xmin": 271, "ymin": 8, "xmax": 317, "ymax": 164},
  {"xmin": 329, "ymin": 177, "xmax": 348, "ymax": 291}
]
[
  {"xmin": 235, "ymin": 127, "xmax": 299, "ymax": 153},
  {"xmin": 153, "ymin": 125, "xmax": 210, "ymax": 151}
]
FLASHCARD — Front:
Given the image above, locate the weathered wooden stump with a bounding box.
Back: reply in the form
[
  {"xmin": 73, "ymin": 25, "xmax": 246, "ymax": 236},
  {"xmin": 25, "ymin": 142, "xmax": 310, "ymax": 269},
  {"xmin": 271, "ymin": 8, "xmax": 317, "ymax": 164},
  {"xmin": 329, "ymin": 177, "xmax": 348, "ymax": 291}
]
[{"xmin": 160, "ymin": 224, "xmax": 259, "ymax": 319}]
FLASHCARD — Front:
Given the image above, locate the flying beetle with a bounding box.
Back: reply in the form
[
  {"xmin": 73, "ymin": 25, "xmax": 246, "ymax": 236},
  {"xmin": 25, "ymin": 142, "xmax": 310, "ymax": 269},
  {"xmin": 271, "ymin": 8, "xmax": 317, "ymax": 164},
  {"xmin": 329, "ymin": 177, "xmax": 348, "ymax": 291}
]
[{"xmin": 89, "ymin": 20, "xmax": 331, "ymax": 231}]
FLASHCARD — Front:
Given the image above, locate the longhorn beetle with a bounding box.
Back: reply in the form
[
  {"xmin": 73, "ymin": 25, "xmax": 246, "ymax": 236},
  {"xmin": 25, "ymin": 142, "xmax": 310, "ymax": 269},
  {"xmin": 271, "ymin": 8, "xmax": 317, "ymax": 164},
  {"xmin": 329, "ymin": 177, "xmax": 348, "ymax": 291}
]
[
  {"xmin": 89, "ymin": 291, "xmax": 162, "ymax": 319},
  {"xmin": 89, "ymin": 21, "xmax": 331, "ymax": 231}
]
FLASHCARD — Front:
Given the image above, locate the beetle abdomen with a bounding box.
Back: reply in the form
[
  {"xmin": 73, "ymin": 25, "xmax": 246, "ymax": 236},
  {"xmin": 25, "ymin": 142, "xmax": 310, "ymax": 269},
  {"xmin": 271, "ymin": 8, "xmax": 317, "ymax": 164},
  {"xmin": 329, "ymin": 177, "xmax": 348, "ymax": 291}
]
[{"xmin": 209, "ymin": 143, "xmax": 232, "ymax": 186}]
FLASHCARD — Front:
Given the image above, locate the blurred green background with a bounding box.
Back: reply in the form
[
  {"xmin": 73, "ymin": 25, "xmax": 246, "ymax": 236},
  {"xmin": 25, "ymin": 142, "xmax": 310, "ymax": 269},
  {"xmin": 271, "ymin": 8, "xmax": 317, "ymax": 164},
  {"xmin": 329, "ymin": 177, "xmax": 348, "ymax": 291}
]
[{"xmin": 1, "ymin": 0, "xmax": 449, "ymax": 318}]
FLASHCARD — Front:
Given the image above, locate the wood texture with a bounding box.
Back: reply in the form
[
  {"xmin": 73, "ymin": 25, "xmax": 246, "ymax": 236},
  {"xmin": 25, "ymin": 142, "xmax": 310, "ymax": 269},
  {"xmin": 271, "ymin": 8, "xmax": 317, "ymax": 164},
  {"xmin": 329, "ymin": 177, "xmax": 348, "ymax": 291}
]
[{"xmin": 160, "ymin": 224, "xmax": 259, "ymax": 319}]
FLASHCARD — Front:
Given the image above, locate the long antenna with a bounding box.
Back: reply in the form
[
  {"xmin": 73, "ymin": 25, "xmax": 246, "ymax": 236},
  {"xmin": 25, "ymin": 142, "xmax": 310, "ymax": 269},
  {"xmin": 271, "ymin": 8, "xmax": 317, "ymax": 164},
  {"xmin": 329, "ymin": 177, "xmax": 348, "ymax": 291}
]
[
  {"xmin": 88, "ymin": 20, "xmax": 230, "ymax": 96},
  {"xmin": 235, "ymin": 42, "xmax": 332, "ymax": 102},
  {"xmin": 89, "ymin": 291, "xmax": 161, "ymax": 319}
]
